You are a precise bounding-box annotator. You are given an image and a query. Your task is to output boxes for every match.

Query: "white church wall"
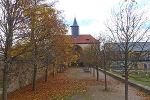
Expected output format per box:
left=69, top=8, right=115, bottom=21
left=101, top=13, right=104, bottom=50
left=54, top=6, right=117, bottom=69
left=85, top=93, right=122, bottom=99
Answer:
left=77, top=44, right=92, bottom=49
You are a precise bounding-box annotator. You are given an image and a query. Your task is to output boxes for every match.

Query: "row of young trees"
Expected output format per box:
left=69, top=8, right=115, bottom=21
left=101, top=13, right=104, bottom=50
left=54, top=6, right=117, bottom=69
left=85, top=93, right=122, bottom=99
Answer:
left=80, top=0, right=150, bottom=100
left=0, top=0, right=77, bottom=100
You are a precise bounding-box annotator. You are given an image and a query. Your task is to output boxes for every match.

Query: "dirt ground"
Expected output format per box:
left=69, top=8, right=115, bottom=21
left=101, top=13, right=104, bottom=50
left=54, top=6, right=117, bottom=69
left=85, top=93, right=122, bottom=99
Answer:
left=3, top=67, right=150, bottom=100
left=66, top=67, right=150, bottom=100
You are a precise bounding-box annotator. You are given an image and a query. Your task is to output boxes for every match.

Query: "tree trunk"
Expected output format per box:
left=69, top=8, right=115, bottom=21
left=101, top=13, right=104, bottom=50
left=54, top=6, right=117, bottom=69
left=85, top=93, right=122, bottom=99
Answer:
left=2, top=65, right=8, bottom=100
left=32, top=64, right=37, bottom=91
left=104, top=70, right=107, bottom=90
left=52, top=67, right=55, bottom=77
left=45, top=68, right=48, bottom=82
left=60, top=66, right=62, bottom=73
left=125, top=44, right=129, bottom=100
left=96, top=66, right=99, bottom=81
left=89, top=65, right=92, bottom=74
left=125, top=68, right=128, bottom=100
left=93, top=67, right=95, bottom=77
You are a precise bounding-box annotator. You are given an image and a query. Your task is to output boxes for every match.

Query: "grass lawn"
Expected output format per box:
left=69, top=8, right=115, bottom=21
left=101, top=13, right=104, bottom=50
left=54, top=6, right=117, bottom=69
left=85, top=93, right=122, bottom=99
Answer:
left=112, top=70, right=150, bottom=87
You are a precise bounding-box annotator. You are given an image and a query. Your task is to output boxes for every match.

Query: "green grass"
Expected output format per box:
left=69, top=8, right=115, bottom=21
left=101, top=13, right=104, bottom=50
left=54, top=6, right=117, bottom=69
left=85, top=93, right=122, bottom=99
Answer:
left=112, top=70, right=150, bottom=87
left=112, top=70, right=122, bottom=76
left=129, top=76, right=150, bottom=87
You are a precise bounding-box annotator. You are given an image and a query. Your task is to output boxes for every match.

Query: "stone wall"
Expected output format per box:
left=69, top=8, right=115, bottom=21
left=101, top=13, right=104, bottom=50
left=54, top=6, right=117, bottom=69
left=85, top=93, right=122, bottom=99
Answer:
left=0, top=61, right=46, bottom=96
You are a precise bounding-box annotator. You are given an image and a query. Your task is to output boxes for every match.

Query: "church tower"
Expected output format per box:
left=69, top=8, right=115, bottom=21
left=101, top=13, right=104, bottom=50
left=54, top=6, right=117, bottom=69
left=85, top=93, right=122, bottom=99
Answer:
left=70, top=17, right=79, bottom=38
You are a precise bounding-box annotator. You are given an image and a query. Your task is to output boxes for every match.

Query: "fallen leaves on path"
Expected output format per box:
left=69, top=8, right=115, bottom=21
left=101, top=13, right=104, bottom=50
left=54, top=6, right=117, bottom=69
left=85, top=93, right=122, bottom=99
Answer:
left=136, top=90, right=150, bottom=100
left=5, top=68, right=101, bottom=100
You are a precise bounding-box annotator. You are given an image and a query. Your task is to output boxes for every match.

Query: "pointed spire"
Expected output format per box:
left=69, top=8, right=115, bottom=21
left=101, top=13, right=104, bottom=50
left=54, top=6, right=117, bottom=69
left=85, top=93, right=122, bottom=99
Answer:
left=70, top=17, right=79, bottom=38
left=72, top=17, right=78, bottom=26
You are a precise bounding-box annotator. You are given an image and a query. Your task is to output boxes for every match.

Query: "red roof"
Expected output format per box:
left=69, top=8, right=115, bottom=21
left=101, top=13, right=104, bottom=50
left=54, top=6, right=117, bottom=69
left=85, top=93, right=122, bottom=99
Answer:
left=70, top=34, right=98, bottom=44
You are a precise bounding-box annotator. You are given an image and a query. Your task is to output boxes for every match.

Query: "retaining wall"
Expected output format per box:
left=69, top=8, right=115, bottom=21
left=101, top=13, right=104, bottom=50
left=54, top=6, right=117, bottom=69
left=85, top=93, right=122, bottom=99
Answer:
left=99, top=68, right=150, bottom=96
left=0, top=61, right=46, bottom=97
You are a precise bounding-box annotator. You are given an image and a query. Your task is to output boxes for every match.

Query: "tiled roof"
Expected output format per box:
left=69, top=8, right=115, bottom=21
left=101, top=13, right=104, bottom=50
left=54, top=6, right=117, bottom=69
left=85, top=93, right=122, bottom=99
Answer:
left=70, top=34, right=98, bottom=44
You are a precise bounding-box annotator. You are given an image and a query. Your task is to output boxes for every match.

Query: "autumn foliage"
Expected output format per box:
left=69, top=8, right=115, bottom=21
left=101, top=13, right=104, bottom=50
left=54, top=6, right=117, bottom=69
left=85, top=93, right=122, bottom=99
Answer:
left=0, top=0, right=77, bottom=100
left=1, top=68, right=100, bottom=100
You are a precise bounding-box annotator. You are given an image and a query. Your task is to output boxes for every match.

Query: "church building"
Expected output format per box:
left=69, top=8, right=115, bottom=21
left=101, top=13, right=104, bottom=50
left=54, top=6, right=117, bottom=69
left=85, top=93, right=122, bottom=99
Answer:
left=67, top=17, right=99, bottom=66
left=70, top=17, right=98, bottom=49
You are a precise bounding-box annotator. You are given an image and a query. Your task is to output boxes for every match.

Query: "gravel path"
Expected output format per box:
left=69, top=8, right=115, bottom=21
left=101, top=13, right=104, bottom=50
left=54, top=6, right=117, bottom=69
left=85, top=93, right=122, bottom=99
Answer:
left=67, top=67, right=150, bottom=100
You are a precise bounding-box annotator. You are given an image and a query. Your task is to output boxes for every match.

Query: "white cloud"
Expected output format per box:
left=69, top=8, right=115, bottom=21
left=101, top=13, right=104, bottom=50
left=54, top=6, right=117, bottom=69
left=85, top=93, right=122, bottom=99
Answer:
left=54, top=0, right=150, bottom=38
left=57, top=0, right=119, bottom=20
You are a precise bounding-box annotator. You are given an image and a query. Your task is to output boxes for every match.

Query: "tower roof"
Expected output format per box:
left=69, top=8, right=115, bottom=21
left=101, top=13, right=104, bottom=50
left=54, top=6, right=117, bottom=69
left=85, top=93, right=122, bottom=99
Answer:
left=71, top=17, right=78, bottom=26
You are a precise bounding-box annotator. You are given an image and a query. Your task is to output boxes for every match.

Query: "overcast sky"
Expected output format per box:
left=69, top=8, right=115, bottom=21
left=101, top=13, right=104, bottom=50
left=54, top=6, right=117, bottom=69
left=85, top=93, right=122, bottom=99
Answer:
left=55, top=0, right=150, bottom=38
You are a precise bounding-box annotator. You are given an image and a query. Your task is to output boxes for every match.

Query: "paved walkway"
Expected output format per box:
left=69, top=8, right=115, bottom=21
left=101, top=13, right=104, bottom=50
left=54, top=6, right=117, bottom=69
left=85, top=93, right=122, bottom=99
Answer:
left=67, top=67, right=150, bottom=100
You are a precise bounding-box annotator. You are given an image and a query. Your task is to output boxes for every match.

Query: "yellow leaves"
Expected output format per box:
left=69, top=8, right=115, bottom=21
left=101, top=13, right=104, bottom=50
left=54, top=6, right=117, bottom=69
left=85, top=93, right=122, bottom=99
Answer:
left=109, top=69, right=112, bottom=72
left=8, top=46, right=24, bottom=57
left=10, top=50, right=18, bottom=57
left=38, top=55, right=45, bottom=59
left=128, top=50, right=134, bottom=56
left=38, top=67, right=47, bottom=75
left=54, top=60, right=59, bottom=66
left=20, top=37, right=30, bottom=44
left=145, top=74, right=148, bottom=76
left=70, top=55, right=78, bottom=63
left=63, top=62, right=68, bottom=66
left=140, top=52, right=146, bottom=57
left=109, top=44, right=113, bottom=49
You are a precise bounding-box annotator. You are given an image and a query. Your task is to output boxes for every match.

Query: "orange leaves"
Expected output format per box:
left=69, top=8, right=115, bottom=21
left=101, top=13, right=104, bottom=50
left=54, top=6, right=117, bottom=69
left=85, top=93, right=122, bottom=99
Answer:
left=5, top=68, right=101, bottom=100
left=51, top=35, right=76, bottom=66
left=8, top=45, right=26, bottom=58
left=136, top=90, right=150, bottom=99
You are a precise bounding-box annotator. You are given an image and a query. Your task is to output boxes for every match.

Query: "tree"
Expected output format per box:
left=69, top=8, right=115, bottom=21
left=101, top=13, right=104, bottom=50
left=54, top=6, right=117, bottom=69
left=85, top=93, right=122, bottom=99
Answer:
left=23, top=0, right=47, bottom=91
left=57, top=36, right=76, bottom=72
left=80, top=47, right=94, bottom=73
left=93, top=34, right=118, bottom=90
left=0, top=0, right=33, bottom=99
left=23, top=0, right=68, bottom=91
left=105, top=1, right=150, bottom=100
left=97, top=35, right=111, bottom=90
left=91, top=42, right=100, bottom=81
left=0, top=0, right=69, bottom=99
left=80, top=41, right=100, bottom=80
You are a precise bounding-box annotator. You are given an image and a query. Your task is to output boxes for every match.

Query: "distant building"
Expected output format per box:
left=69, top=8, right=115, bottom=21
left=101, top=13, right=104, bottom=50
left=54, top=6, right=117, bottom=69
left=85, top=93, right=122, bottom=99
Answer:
left=105, top=42, right=150, bottom=69
left=105, top=42, right=150, bottom=61
left=69, top=17, right=98, bottom=49
left=68, top=17, right=98, bottom=66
